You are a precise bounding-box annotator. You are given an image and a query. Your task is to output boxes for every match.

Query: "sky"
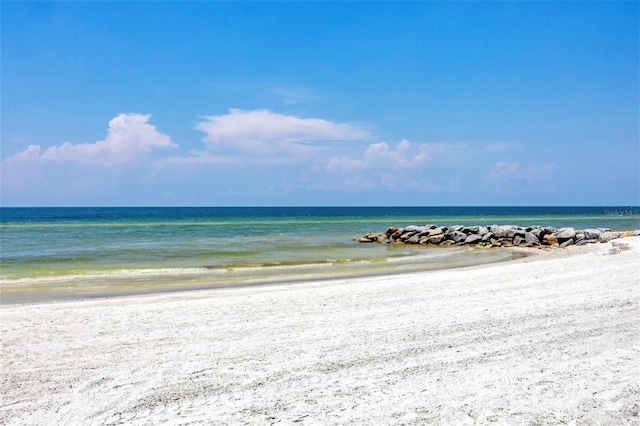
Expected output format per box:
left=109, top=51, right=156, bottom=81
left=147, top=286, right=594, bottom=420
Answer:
left=1, top=1, right=638, bottom=207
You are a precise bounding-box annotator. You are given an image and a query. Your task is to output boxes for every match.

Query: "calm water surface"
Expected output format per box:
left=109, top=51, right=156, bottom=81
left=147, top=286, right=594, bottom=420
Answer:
left=1, top=206, right=638, bottom=303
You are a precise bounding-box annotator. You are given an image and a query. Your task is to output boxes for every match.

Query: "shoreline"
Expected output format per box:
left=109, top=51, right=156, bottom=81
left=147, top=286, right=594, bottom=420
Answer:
left=0, top=245, right=521, bottom=306
left=1, top=237, right=638, bottom=424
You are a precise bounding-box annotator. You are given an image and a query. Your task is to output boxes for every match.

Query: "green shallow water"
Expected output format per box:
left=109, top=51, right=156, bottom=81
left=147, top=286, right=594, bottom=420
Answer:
left=1, top=206, right=638, bottom=304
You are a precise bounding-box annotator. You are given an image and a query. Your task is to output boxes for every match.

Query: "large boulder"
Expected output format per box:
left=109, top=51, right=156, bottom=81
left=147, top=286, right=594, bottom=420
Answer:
left=524, top=231, right=540, bottom=246
left=428, top=227, right=445, bottom=237
left=599, top=231, right=621, bottom=243
left=428, top=234, right=445, bottom=244
left=560, top=239, right=574, bottom=248
left=513, top=235, right=526, bottom=246
left=407, top=234, right=421, bottom=244
left=556, top=228, right=576, bottom=241
left=462, top=226, right=488, bottom=236
left=385, top=227, right=400, bottom=236
left=448, top=230, right=467, bottom=243
left=506, top=227, right=525, bottom=239
left=462, top=226, right=480, bottom=234
left=400, top=231, right=417, bottom=241
left=464, top=234, right=483, bottom=245
left=583, top=229, right=601, bottom=240
left=490, top=225, right=517, bottom=238
left=405, top=225, right=426, bottom=233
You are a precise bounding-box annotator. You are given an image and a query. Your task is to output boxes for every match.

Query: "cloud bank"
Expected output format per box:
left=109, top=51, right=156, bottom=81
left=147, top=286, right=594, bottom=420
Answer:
left=194, top=109, right=369, bottom=158
left=1, top=109, right=561, bottom=205
left=7, top=113, right=175, bottom=166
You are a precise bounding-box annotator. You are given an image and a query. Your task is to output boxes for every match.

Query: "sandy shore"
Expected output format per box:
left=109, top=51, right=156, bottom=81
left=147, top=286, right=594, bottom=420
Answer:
left=1, top=238, right=639, bottom=425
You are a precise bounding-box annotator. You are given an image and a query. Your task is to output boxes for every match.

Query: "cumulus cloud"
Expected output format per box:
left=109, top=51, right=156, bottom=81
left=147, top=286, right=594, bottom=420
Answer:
left=6, top=113, right=175, bottom=166
left=325, top=140, right=429, bottom=173
left=195, top=109, right=369, bottom=158
left=305, top=139, right=462, bottom=192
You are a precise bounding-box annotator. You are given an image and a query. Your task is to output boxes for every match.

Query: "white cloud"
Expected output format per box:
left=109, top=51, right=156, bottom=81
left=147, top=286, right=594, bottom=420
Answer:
left=195, top=109, right=369, bottom=158
left=324, top=139, right=429, bottom=174
left=7, top=113, right=175, bottom=166
left=307, top=139, right=458, bottom=192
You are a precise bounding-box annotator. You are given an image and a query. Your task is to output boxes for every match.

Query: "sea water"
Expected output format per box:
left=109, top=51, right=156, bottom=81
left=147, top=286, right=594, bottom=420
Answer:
left=1, top=206, right=638, bottom=303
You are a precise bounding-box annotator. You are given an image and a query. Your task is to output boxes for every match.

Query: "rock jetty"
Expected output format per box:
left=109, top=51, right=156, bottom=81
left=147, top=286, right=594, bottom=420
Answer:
left=359, top=224, right=640, bottom=248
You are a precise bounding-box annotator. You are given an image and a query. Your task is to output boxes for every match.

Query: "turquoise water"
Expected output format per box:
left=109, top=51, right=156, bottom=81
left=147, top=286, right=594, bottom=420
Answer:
left=1, top=206, right=638, bottom=303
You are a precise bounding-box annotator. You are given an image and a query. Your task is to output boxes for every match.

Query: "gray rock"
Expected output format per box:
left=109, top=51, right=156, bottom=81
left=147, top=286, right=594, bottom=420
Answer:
left=428, top=227, right=444, bottom=237
left=598, top=231, right=621, bottom=243
left=407, top=234, right=421, bottom=244
left=556, top=228, right=576, bottom=240
left=428, top=234, right=445, bottom=244
left=530, top=228, right=543, bottom=239
left=400, top=231, right=416, bottom=241
left=449, top=230, right=467, bottom=243
left=575, top=239, right=588, bottom=246
left=481, top=232, right=494, bottom=242
left=559, top=239, right=574, bottom=248
left=464, top=234, right=483, bottom=244
left=582, top=229, right=601, bottom=240
left=634, top=230, right=640, bottom=236
left=524, top=232, right=540, bottom=246
left=513, top=235, right=525, bottom=246
left=507, top=227, right=525, bottom=239
left=489, top=225, right=512, bottom=238
left=462, top=226, right=480, bottom=234
left=405, top=225, right=425, bottom=233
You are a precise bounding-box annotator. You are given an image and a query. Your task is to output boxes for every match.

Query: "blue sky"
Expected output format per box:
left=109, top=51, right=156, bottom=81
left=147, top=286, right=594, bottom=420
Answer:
left=2, top=1, right=638, bottom=206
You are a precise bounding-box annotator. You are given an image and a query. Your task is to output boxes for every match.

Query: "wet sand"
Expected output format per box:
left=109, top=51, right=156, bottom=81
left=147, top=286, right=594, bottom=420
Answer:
left=1, top=238, right=639, bottom=425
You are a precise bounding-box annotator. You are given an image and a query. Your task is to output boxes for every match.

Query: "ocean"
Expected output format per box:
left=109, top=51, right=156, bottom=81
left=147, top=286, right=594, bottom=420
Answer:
left=1, top=206, right=638, bottom=304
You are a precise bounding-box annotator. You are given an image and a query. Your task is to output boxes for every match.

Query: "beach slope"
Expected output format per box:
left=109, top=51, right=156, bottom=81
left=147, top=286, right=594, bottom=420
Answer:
left=1, top=238, right=639, bottom=425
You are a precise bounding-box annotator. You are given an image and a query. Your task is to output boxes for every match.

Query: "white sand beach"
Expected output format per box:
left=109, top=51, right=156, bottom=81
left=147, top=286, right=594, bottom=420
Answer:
left=1, top=238, right=639, bottom=425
